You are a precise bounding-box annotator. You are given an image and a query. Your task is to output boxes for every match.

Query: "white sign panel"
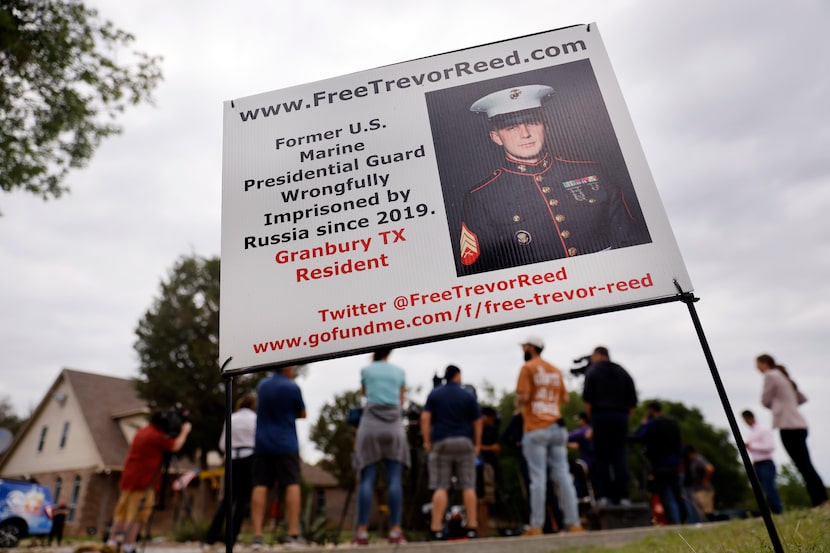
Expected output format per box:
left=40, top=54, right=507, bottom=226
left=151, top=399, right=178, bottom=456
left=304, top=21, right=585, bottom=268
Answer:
left=220, top=23, right=692, bottom=372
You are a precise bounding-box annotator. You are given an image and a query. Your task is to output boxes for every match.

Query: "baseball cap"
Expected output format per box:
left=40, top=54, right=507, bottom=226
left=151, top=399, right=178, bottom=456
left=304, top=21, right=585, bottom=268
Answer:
left=521, top=336, right=545, bottom=349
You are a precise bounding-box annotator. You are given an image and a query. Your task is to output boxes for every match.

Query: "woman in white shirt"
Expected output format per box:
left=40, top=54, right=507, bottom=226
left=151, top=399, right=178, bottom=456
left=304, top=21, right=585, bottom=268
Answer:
left=204, top=393, right=257, bottom=547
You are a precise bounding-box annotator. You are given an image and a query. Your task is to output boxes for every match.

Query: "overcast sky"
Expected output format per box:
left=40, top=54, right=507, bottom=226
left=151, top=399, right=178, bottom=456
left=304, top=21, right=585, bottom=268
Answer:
left=2, top=0, right=829, bottom=485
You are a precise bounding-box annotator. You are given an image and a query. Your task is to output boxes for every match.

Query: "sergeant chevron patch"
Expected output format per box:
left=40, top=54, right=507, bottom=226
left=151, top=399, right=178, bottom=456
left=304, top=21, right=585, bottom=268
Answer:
left=460, top=222, right=480, bottom=265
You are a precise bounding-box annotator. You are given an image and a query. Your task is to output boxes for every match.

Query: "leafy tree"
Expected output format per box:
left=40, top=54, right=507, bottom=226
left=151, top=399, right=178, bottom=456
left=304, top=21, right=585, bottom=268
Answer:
left=0, top=0, right=162, bottom=206
left=133, top=254, right=261, bottom=468
left=494, top=389, right=749, bottom=510
left=776, top=463, right=812, bottom=510
left=0, top=395, right=26, bottom=435
left=475, top=379, right=499, bottom=407
left=308, top=389, right=364, bottom=535
left=629, top=399, right=750, bottom=509
left=309, top=389, right=361, bottom=490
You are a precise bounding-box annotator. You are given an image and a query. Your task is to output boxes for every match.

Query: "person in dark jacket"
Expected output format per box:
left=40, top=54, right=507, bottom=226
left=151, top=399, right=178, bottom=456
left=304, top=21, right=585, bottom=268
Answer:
left=48, top=502, right=69, bottom=546
left=633, top=401, right=687, bottom=524
left=582, top=346, right=637, bottom=506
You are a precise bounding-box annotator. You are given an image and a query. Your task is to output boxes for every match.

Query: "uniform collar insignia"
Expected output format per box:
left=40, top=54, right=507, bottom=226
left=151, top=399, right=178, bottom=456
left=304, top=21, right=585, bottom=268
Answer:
left=503, top=152, right=552, bottom=176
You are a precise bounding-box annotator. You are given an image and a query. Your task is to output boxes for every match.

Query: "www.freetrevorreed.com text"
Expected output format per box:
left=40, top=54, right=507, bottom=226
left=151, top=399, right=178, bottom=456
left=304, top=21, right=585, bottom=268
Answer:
left=236, top=39, right=588, bottom=122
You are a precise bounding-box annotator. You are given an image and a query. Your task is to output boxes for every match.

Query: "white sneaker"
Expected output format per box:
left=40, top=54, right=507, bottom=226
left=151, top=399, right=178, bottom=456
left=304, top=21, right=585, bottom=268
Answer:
left=283, top=536, right=308, bottom=549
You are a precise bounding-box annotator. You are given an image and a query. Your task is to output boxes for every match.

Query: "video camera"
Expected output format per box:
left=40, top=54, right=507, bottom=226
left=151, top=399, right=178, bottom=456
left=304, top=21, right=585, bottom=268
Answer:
left=570, top=355, right=592, bottom=377
left=154, top=403, right=191, bottom=438
left=431, top=372, right=478, bottom=398
left=151, top=403, right=191, bottom=511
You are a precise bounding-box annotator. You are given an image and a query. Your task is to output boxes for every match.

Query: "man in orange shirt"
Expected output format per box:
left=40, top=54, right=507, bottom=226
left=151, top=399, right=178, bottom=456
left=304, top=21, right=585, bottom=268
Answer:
left=515, top=336, right=583, bottom=536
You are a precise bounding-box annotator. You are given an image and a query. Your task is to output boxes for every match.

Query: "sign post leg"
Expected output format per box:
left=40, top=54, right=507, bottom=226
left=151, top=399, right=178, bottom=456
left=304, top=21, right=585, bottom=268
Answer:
left=221, top=359, right=234, bottom=553
left=676, top=283, right=783, bottom=553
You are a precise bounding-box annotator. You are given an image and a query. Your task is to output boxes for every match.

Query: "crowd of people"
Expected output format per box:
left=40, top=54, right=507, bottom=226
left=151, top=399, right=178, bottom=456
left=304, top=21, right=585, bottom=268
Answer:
left=104, top=346, right=827, bottom=549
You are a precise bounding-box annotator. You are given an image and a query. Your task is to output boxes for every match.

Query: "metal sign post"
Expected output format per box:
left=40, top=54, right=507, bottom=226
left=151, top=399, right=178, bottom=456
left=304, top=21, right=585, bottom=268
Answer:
left=676, top=282, right=783, bottom=553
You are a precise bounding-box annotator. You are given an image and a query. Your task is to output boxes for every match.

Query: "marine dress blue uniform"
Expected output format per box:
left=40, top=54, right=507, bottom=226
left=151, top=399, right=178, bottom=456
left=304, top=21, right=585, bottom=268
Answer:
left=458, top=84, right=650, bottom=275
left=460, top=151, right=640, bottom=273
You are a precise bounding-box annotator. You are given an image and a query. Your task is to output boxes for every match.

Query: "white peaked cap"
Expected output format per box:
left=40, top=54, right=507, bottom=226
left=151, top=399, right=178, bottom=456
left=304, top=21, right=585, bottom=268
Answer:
left=470, top=85, right=555, bottom=118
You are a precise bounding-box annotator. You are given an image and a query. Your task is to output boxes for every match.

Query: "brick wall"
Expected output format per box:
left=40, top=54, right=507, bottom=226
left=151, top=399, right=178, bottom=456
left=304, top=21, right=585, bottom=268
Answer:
left=24, top=469, right=221, bottom=541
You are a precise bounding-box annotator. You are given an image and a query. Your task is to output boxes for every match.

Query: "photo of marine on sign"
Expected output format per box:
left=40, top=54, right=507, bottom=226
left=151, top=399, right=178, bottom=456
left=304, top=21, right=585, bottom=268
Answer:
left=427, top=67, right=652, bottom=276
left=220, top=23, right=691, bottom=373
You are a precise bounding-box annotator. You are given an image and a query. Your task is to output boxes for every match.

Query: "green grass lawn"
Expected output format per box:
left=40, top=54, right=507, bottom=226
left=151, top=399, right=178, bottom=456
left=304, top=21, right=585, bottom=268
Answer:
left=556, top=509, right=829, bottom=553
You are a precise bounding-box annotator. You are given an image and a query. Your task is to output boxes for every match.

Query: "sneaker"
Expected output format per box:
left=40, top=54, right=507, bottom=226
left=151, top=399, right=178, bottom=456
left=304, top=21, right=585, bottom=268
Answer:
left=428, top=530, right=445, bottom=541
left=388, top=530, right=407, bottom=544
left=568, top=525, right=585, bottom=533
left=521, top=526, right=543, bottom=537
left=250, top=536, right=264, bottom=551
left=463, top=527, right=478, bottom=539
left=595, top=497, right=609, bottom=508
left=351, top=531, right=369, bottom=546
left=284, top=535, right=307, bottom=549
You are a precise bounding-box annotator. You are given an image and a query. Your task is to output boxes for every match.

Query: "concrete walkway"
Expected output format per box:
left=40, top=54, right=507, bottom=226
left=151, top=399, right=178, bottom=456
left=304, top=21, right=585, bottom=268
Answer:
left=24, top=525, right=694, bottom=553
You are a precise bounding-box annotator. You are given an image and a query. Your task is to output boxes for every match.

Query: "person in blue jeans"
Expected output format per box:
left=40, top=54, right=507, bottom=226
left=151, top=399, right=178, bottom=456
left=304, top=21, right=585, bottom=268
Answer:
left=515, top=336, right=583, bottom=536
left=352, top=349, right=409, bottom=545
left=741, top=410, right=783, bottom=514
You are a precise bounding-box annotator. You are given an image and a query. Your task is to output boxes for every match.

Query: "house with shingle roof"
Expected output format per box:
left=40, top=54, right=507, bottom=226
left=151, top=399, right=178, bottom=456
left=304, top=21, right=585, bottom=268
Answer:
left=0, top=368, right=351, bottom=540
left=0, top=368, right=193, bottom=539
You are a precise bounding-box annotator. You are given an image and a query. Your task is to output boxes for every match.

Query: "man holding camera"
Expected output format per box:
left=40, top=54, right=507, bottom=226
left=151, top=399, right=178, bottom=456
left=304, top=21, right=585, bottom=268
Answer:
left=582, top=346, right=637, bottom=507
left=108, top=410, right=192, bottom=553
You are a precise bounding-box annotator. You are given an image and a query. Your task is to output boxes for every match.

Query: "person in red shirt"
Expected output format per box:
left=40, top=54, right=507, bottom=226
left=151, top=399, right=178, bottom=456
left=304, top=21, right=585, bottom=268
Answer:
left=107, top=410, right=191, bottom=553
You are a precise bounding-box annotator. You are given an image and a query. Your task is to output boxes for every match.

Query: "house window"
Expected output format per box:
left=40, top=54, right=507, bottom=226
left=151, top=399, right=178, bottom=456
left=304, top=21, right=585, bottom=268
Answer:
left=315, top=488, right=326, bottom=515
left=68, top=476, right=81, bottom=521
left=54, top=476, right=63, bottom=503
left=37, top=425, right=48, bottom=452
left=59, top=421, right=70, bottom=449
